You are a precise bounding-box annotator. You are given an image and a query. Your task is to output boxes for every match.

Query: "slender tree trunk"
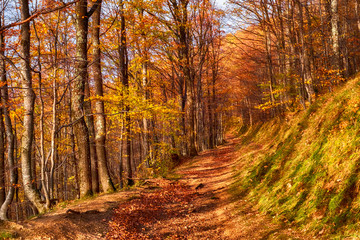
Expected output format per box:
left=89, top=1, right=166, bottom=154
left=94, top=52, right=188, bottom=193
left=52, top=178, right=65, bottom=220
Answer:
left=297, top=0, right=309, bottom=107
left=119, top=120, right=125, bottom=189
left=19, top=0, right=46, bottom=213
left=92, top=0, right=115, bottom=193
left=355, top=0, right=360, bottom=34
left=212, top=60, right=218, bottom=146
left=84, top=69, right=99, bottom=194
left=50, top=61, right=58, bottom=199
left=277, top=0, right=289, bottom=109
left=320, top=0, right=331, bottom=75
left=119, top=0, right=133, bottom=186
left=138, top=8, right=150, bottom=168
left=265, top=24, right=276, bottom=105
left=48, top=12, right=61, bottom=200
left=330, top=0, right=341, bottom=72
left=69, top=93, right=80, bottom=198
left=304, top=2, right=315, bottom=102
left=207, top=74, right=214, bottom=149
left=188, top=84, right=197, bottom=156
left=262, top=0, right=276, bottom=107
left=0, top=5, right=4, bottom=210
left=141, top=60, right=150, bottom=168
left=33, top=22, right=51, bottom=208
left=0, top=87, right=4, bottom=207
left=0, top=20, right=16, bottom=219
left=341, top=0, right=350, bottom=76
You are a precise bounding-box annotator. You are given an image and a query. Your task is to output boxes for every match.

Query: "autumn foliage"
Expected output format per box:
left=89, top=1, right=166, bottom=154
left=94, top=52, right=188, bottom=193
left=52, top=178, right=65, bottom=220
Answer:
left=107, top=182, right=195, bottom=240
left=0, top=0, right=227, bottom=220
left=225, top=0, right=360, bottom=124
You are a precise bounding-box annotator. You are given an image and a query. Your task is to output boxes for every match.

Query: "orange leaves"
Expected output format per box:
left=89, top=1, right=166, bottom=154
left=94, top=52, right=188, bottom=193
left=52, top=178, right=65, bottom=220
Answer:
left=106, top=182, right=195, bottom=240
left=315, top=68, right=345, bottom=88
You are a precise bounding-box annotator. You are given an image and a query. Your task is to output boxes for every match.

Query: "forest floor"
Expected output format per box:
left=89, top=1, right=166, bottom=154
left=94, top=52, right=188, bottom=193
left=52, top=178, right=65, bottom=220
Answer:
left=3, top=136, right=312, bottom=239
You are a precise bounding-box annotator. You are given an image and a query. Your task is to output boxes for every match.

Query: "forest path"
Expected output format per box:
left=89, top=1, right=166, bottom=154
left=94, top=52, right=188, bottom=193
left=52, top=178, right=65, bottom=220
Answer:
left=6, top=136, right=308, bottom=239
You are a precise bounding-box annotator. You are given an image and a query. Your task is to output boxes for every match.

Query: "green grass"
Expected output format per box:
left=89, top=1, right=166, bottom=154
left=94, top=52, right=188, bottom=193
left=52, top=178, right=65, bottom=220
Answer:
left=0, top=231, right=17, bottom=239
left=231, top=75, right=360, bottom=238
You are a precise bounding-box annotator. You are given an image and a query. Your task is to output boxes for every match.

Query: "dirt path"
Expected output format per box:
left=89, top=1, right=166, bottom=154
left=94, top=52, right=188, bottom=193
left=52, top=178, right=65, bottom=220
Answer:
left=5, top=136, right=309, bottom=239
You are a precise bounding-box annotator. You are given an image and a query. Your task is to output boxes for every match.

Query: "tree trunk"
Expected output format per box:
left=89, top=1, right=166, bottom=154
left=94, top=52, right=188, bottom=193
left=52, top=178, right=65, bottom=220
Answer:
left=119, top=0, right=133, bottom=186
left=207, top=74, right=214, bottom=149
left=0, top=84, right=4, bottom=207
left=69, top=94, right=80, bottom=198
left=297, top=0, right=309, bottom=107
left=92, top=0, right=115, bottom=193
left=33, top=22, right=51, bottom=208
left=84, top=68, right=99, bottom=194
left=19, top=0, right=46, bottom=213
left=0, top=20, right=17, bottom=220
left=330, top=0, right=341, bottom=72
left=141, top=61, right=150, bottom=168
left=72, top=0, right=92, bottom=197
left=119, top=120, right=124, bottom=189
left=262, top=0, right=276, bottom=107
left=49, top=61, right=58, bottom=199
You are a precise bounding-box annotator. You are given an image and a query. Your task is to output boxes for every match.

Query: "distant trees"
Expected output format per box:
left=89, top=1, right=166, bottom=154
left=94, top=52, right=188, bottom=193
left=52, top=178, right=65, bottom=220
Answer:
left=0, top=0, right=226, bottom=219
left=227, top=0, right=360, bottom=123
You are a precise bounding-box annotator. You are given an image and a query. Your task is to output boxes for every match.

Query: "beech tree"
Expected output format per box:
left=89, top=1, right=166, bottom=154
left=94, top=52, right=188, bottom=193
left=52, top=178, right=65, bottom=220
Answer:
left=20, top=0, right=46, bottom=213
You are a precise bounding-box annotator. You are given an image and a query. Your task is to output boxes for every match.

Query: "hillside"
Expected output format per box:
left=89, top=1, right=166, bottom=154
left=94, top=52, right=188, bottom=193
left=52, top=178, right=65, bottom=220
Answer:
left=231, top=76, right=360, bottom=238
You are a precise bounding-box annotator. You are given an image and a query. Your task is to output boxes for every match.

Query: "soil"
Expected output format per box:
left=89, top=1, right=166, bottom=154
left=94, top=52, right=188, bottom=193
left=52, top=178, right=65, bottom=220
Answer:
left=3, top=136, right=313, bottom=239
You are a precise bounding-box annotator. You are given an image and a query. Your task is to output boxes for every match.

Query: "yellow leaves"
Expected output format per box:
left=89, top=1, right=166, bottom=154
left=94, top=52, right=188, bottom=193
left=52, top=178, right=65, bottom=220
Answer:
left=67, top=176, right=76, bottom=185
left=315, top=68, right=346, bottom=88
left=10, top=106, right=24, bottom=120
left=255, top=100, right=284, bottom=111
left=92, top=82, right=181, bottom=138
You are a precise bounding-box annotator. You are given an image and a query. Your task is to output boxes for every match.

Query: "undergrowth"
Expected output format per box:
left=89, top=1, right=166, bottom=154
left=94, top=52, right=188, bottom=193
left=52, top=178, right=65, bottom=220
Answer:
left=231, top=76, right=360, bottom=238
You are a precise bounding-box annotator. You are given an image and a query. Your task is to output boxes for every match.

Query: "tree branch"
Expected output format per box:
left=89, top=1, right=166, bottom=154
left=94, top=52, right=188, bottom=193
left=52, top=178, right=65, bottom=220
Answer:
left=87, top=0, right=102, bottom=18
left=0, top=0, right=78, bottom=33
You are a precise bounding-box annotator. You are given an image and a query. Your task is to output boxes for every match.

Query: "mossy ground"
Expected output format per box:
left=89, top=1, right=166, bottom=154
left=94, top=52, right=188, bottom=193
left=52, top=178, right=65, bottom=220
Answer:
left=231, top=76, right=360, bottom=238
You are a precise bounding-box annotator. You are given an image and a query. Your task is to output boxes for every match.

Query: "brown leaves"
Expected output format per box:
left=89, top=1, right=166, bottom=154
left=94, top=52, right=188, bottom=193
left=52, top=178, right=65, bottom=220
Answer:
left=106, top=182, right=195, bottom=240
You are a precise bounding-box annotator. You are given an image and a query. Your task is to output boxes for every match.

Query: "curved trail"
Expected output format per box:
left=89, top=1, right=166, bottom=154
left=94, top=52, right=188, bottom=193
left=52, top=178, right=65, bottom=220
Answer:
left=169, top=136, right=307, bottom=239
left=7, top=136, right=308, bottom=239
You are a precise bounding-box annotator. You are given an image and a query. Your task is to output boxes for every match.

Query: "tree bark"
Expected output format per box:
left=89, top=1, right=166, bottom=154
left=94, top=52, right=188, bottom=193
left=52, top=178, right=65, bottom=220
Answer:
left=19, top=0, right=46, bottom=213
left=0, top=83, right=4, bottom=207
left=141, top=61, right=150, bottom=167
left=84, top=67, right=99, bottom=194
left=33, top=23, right=51, bottom=208
left=0, top=18, right=17, bottom=220
left=72, top=0, right=92, bottom=197
left=119, top=0, right=133, bottom=186
left=330, top=0, right=341, bottom=71
left=297, top=0, right=309, bottom=107
left=92, top=0, right=115, bottom=193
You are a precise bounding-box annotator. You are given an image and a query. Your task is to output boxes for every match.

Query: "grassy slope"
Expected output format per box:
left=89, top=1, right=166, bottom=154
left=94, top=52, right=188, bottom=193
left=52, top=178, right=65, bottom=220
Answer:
left=231, top=76, right=360, bottom=239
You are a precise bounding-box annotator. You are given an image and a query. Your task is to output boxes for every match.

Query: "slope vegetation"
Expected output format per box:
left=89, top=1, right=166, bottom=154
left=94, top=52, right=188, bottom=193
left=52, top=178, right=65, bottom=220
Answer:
left=231, top=76, right=360, bottom=238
